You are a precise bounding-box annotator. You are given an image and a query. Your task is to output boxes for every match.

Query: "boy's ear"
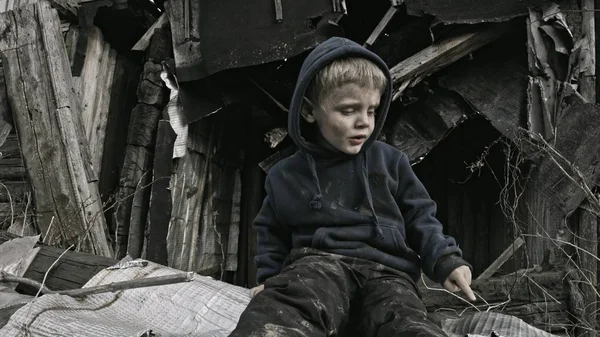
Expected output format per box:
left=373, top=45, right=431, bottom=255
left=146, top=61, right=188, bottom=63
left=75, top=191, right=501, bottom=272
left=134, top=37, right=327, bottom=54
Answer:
left=301, top=97, right=316, bottom=123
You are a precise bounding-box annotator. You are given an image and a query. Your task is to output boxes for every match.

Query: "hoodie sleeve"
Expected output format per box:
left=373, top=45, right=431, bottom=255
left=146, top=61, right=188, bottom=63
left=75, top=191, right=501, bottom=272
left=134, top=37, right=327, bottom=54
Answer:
left=254, top=177, right=292, bottom=284
left=394, top=153, right=471, bottom=283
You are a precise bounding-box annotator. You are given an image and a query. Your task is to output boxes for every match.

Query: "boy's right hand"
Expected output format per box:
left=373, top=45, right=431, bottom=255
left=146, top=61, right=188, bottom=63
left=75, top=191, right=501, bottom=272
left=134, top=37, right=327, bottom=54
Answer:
left=443, top=265, right=476, bottom=301
left=250, top=284, right=265, bottom=298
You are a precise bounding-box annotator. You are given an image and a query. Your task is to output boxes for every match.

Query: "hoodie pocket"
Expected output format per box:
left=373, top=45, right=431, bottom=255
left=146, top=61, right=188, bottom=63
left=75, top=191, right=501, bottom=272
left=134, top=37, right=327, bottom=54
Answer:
left=311, top=225, right=420, bottom=264
left=387, top=225, right=420, bottom=264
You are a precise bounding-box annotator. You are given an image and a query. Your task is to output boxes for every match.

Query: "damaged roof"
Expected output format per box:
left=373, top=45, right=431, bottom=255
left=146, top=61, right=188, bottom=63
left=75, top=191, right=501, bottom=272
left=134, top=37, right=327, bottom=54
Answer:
left=405, top=0, right=548, bottom=24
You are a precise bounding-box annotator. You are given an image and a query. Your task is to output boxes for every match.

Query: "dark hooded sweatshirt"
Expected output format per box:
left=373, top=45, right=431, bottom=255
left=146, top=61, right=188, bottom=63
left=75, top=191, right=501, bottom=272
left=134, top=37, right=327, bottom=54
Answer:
left=254, top=37, right=470, bottom=285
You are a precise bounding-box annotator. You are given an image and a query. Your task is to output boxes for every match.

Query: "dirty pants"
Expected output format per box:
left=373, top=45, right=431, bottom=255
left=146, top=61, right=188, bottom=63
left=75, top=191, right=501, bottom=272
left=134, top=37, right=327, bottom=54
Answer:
left=229, top=248, right=447, bottom=337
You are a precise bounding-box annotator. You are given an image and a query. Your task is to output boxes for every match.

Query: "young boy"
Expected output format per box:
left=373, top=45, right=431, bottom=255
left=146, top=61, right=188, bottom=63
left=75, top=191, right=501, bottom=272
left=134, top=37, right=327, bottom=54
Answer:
left=229, top=37, right=475, bottom=337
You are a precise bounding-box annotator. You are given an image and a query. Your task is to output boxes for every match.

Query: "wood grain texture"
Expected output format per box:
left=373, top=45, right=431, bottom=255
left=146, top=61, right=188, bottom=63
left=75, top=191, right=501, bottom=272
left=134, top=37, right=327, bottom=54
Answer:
left=0, top=2, right=111, bottom=256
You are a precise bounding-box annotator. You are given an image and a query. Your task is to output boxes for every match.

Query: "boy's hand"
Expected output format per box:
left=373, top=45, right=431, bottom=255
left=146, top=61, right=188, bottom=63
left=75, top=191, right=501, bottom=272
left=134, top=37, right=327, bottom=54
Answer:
left=443, top=265, right=476, bottom=301
left=250, top=284, right=265, bottom=298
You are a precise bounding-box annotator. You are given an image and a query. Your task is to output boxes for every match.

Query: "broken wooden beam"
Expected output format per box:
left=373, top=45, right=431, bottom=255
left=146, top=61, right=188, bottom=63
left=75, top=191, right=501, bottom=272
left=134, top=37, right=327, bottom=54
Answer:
left=476, top=237, right=524, bottom=280
left=363, top=5, right=398, bottom=47
left=390, top=23, right=511, bottom=100
left=0, top=231, right=117, bottom=294
left=0, top=2, right=112, bottom=256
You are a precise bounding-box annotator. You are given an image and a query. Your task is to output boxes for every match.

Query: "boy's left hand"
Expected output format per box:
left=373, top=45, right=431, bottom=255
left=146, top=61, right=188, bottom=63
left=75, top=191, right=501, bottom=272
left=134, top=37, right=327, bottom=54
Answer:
left=443, top=265, right=476, bottom=301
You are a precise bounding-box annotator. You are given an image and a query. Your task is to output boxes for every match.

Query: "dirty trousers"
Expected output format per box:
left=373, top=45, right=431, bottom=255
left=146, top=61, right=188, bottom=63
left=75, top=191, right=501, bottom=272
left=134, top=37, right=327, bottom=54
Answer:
left=229, top=248, right=447, bottom=337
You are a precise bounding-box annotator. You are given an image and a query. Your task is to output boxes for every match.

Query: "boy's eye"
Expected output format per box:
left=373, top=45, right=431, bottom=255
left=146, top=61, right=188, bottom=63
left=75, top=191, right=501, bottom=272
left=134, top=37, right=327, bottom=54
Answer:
left=341, top=109, right=355, bottom=115
left=368, top=110, right=376, bottom=116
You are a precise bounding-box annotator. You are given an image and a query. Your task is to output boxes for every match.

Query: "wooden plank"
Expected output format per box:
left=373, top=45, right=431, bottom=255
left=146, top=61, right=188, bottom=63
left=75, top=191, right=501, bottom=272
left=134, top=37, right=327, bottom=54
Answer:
left=363, top=5, right=398, bottom=47
left=98, top=55, right=140, bottom=237
left=0, top=231, right=117, bottom=294
left=131, top=13, right=168, bottom=51
left=580, top=0, right=596, bottom=102
left=166, top=121, right=212, bottom=271
left=273, top=0, right=282, bottom=23
left=0, top=2, right=111, bottom=256
left=73, top=26, right=104, bottom=173
left=64, top=24, right=79, bottom=67
left=126, top=160, right=152, bottom=259
left=114, top=143, right=152, bottom=258
left=225, top=169, right=241, bottom=271
left=113, top=105, right=160, bottom=258
left=477, top=237, right=525, bottom=280
left=90, top=45, right=117, bottom=174
left=390, top=23, right=510, bottom=100
left=576, top=202, right=598, bottom=336
left=144, top=120, right=175, bottom=265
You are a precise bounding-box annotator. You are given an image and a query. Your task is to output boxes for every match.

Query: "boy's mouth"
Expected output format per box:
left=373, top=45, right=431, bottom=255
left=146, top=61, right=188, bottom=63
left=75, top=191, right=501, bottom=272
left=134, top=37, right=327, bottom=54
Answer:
left=348, top=135, right=367, bottom=145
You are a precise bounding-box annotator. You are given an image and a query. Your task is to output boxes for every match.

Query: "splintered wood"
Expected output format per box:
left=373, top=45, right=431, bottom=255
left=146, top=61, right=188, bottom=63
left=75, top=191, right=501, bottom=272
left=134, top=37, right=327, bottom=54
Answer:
left=0, top=2, right=112, bottom=256
left=390, top=24, right=510, bottom=100
left=72, top=26, right=118, bottom=176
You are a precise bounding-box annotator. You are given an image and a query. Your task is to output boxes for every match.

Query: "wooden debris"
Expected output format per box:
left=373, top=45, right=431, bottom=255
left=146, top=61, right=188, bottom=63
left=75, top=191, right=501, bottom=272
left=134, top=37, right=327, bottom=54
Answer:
left=114, top=104, right=160, bottom=258
left=579, top=0, right=595, bottom=103
left=526, top=4, right=573, bottom=139
left=258, top=146, right=295, bottom=174
left=387, top=89, right=466, bottom=162
left=0, top=231, right=117, bottom=293
left=131, top=13, right=168, bottom=51
left=575, top=202, right=598, bottom=335
left=143, top=120, right=175, bottom=265
left=1, top=270, right=194, bottom=297
left=0, top=2, right=111, bottom=256
left=422, top=271, right=571, bottom=332
left=518, top=92, right=600, bottom=265
left=273, top=0, right=282, bottom=23
left=390, top=23, right=511, bottom=100
left=476, top=237, right=524, bottom=280
left=73, top=26, right=118, bottom=175
left=225, top=170, right=241, bottom=272
left=363, top=5, right=398, bottom=47
left=114, top=28, right=170, bottom=259
left=167, top=120, right=213, bottom=271
left=71, top=0, right=112, bottom=76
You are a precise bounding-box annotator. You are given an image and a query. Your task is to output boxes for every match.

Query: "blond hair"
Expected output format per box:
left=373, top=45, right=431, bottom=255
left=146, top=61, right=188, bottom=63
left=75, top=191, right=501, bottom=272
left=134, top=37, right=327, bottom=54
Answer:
left=307, top=57, right=387, bottom=105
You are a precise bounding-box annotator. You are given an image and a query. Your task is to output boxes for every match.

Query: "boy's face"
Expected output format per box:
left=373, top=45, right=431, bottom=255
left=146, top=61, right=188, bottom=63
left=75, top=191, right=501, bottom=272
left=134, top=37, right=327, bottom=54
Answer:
left=303, top=83, right=380, bottom=155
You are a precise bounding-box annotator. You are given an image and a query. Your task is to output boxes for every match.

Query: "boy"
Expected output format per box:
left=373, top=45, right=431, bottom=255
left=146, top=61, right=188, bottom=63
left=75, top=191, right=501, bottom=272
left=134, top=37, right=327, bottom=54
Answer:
left=229, top=37, right=475, bottom=337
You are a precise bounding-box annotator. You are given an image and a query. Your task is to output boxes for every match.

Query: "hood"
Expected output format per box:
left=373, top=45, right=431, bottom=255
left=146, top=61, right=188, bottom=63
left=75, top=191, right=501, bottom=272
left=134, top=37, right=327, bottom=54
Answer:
left=288, top=37, right=393, bottom=156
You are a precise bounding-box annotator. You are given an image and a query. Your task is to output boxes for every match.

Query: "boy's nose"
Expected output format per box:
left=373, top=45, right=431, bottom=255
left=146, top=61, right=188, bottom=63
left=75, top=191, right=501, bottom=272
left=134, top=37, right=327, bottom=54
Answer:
left=355, top=111, right=370, bottom=128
